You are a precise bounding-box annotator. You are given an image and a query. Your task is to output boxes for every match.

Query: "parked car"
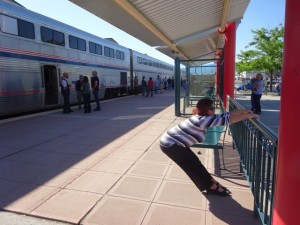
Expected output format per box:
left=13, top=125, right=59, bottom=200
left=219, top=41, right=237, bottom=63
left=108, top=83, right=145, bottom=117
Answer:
left=235, top=82, right=252, bottom=91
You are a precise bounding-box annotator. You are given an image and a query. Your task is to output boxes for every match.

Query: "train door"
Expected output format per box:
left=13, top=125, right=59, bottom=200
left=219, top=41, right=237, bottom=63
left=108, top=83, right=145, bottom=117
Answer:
left=42, top=65, right=59, bottom=106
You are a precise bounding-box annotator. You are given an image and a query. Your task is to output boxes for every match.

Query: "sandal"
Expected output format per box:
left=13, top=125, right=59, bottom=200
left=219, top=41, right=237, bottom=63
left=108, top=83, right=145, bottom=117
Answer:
left=206, top=183, right=231, bottom=196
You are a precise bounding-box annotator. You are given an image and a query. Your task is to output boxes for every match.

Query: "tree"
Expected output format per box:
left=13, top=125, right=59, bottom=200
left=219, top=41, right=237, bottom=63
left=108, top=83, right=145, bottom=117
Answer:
left=236, top=25, right=284, bottom=91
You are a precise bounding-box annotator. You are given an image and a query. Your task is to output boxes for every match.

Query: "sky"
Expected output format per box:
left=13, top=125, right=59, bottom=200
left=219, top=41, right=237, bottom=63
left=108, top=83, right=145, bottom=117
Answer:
left=14, top=0, right=285, bottom=65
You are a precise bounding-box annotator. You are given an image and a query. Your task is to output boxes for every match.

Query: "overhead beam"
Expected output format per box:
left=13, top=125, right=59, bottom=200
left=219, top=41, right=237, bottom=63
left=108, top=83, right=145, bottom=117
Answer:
left=174, top=26, right=218, bottom=46
left=113, top=0, right=189, bottom=60
left=217, top=0, right=232, bottom=50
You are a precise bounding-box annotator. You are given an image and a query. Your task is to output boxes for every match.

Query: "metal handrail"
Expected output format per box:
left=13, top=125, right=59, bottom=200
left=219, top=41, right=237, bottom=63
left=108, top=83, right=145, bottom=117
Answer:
left=227, top=96, right=278, bottom=225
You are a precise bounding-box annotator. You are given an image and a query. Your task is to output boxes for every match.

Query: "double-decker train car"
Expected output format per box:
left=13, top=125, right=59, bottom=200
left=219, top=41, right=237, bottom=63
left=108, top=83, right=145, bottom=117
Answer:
left=0, top=0, right=175, bottom=117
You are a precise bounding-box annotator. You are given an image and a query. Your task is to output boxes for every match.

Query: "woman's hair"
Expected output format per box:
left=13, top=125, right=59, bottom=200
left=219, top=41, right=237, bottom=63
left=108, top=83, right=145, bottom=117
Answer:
left=256, top=73, right=263, bottom=79
left=83, top=76, right=88, bottom=82
left=192, top=98, right=214, bottom=116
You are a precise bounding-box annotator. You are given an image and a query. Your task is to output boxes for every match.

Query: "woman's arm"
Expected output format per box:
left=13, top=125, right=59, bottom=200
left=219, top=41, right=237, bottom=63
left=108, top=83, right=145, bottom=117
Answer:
left=230, top=109, right=259, bottom=123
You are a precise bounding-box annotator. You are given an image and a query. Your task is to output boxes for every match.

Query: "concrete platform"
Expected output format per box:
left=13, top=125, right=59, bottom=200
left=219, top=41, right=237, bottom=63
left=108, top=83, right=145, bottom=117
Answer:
left=0, top=91, right=261, bottom=225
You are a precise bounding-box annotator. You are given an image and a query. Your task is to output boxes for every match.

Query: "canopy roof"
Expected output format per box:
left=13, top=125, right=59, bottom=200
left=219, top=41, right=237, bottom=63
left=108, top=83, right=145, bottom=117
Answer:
left=69, top=0, right=250, bottom=65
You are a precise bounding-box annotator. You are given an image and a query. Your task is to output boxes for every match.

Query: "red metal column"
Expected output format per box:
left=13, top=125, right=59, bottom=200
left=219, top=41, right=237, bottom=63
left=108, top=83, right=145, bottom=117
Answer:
left=223, top=22, right=236, bottom=107
left=216, top=59, right=221, bottom=97
left=273, top=1, right=300, bottom=224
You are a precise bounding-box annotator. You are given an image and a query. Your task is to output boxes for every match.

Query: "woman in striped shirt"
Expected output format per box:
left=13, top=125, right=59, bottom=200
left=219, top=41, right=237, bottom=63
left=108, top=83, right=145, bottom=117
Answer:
left=160, top=98, right=259, bottom=196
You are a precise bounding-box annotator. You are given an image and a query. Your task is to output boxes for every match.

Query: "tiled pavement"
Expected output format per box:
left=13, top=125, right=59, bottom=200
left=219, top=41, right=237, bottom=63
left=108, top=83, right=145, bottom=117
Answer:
left=0, top=91, right=261, bottom=225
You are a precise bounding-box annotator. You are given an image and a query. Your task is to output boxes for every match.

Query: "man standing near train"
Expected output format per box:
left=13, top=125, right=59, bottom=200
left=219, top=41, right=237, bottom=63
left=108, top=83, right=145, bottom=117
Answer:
left=61, top=72, right=73, bottom=114
left=91, top=71, right=101, bottom=111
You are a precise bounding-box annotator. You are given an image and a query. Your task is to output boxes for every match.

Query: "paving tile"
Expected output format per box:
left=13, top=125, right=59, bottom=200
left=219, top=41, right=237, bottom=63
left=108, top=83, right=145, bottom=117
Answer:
left=28, top=142, right=65, bottom=152
left=82, top=196, right=149, bottom=225
left=30, top=152, right=72, bottom=166
left=0, top=183, right=60, bottom=213
left=164, top=164, right=192, bottom=182
left=120, top=140, right=153, bottom=150
left=0, top=179, right=23, bottom=196
left=205, top=211, right=261, bottom=225
left=139, top=151, right=172, bottom=164
left=210, top=175, right=249, bottom=190
left=130, top=134, right=160, bottom=142
left=154, top=180, right=207, bottom=210
left=4, top=150, right=46, bottom=163
left=66, top=171, right=122, bottom=194
left=126, top=161, right=169, bottom=179
left=205, top=188, right=256, bottom=217
left=107, top=149, right=144, bottom=160
left=90, top=158, right=134, bottom=174
left=142, top=203, right=205, bottom=225
left=31, top=189, right=102, bottom=224
left=0, top=160, right=22, bottom=173
left=31, top=167, right=85, bottom=188
left=0, top=162, right=51, bottom=182
left=60, top=155, right=104, bottom=170
left=108, top=175, right=161, bottom=201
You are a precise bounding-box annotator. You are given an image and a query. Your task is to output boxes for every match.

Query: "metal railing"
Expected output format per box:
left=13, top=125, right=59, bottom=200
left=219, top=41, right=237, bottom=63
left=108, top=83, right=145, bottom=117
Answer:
left=227, top=96, right=278, bottom=225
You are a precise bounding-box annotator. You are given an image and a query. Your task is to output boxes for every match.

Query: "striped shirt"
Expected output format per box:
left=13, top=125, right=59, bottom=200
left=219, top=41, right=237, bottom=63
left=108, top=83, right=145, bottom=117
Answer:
left=160, top=112, right=231, bottom=148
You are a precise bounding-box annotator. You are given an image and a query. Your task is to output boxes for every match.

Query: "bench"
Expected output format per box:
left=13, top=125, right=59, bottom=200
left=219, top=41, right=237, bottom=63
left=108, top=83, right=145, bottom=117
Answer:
left=191, top=125, right=228, bottom=169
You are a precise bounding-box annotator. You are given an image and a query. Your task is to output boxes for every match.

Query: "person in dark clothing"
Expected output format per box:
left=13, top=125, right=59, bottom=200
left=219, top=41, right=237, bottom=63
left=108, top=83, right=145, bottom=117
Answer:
left=61, top=72, right=73, bottom=114
left=81, top=76, right=91, bottom=113
left=141, top=76, right=147, bottom=97
left=133, top=76, right=139, bottom=95
left=75, top=75, right=83, bottom=109
left=160, top=98, right=259, bottom=196
left=91, top=71, right=101, bottom=111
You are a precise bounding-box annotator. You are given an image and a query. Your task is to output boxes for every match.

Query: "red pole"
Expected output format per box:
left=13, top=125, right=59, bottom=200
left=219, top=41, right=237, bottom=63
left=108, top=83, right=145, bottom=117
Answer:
left=223, top=22, right=236, bottom=107
left=272, top=1, right=300, bottom=224
left=216, top=59, right=220, bottom=97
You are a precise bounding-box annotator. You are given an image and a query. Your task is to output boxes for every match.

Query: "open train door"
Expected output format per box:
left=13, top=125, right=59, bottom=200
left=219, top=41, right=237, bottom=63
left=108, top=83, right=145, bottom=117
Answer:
left=41, top=65, right=59, bottom=106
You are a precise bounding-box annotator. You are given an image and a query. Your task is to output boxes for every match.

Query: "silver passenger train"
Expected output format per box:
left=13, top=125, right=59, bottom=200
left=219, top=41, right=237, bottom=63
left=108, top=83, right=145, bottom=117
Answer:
left=0, top=0, right=175, bottom=117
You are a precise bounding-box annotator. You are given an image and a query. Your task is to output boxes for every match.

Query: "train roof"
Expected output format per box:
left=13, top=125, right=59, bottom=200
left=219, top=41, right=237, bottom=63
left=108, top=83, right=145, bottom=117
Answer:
left=0, top=0, right=129, bottom=51
left=0, top=0, right=173, bottom=67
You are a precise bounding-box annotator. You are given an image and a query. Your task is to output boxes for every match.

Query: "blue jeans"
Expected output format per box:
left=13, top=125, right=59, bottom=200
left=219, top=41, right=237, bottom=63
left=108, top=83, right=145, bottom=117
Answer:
left=93, top=89, right=100, bottom=109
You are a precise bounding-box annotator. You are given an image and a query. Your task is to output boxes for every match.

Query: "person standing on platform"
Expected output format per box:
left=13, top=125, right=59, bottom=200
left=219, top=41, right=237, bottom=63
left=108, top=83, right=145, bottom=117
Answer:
left=154, top=76, right=159, bottom=94
left=81, top=76, right=91, bottom=113
left=75, top=75, right=83, bottom=109
left=250, top=76, right=256, bottom=111
left=160, top=98, right=259, bottom=196
left=61, top=72, right=73, bottom=114
left=146, top=77, right=154, bottom=97
left=133, top=75, right=139, bottom=95
left=141, top=76, right=147, bottom=97
left=251, top=73, right=264, bottom=114
left=159, top=76, right=164, bottom=93
left=91, top=71, right=101, bottom=111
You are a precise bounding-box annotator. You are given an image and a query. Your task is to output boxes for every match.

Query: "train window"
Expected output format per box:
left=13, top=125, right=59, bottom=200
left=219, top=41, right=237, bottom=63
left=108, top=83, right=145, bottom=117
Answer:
left=54, top=31, right=65, bottom=46
left=41, top=26, right=65, bottom=46
left=143, top=58, right=147, bottom=65
left=116, top=50, right=124, bottom=60
left=89, top=42, right=96, bottom=53
left=78, top=38, right=86, bottom=51
left=1, top=15, right=34, bottom=39
left=89, top=42, right=102, bottom=55
left=137, top=57, right=142, bottom=64
left=110, top=48, right=115, bottom=58
left=69, top=35, right=86, bottom=51
left=95, top=44, right=102, bottom=55
left=17, top=19, right=34, bottom=39
left=148, top=60, right=152, bottom=66
left=104, top=46, right=115, bottom=58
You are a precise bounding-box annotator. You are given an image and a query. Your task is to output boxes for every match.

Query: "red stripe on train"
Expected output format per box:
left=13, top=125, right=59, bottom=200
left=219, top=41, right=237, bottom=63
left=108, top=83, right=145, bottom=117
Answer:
left=0, top=90, right=42, bottom=95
